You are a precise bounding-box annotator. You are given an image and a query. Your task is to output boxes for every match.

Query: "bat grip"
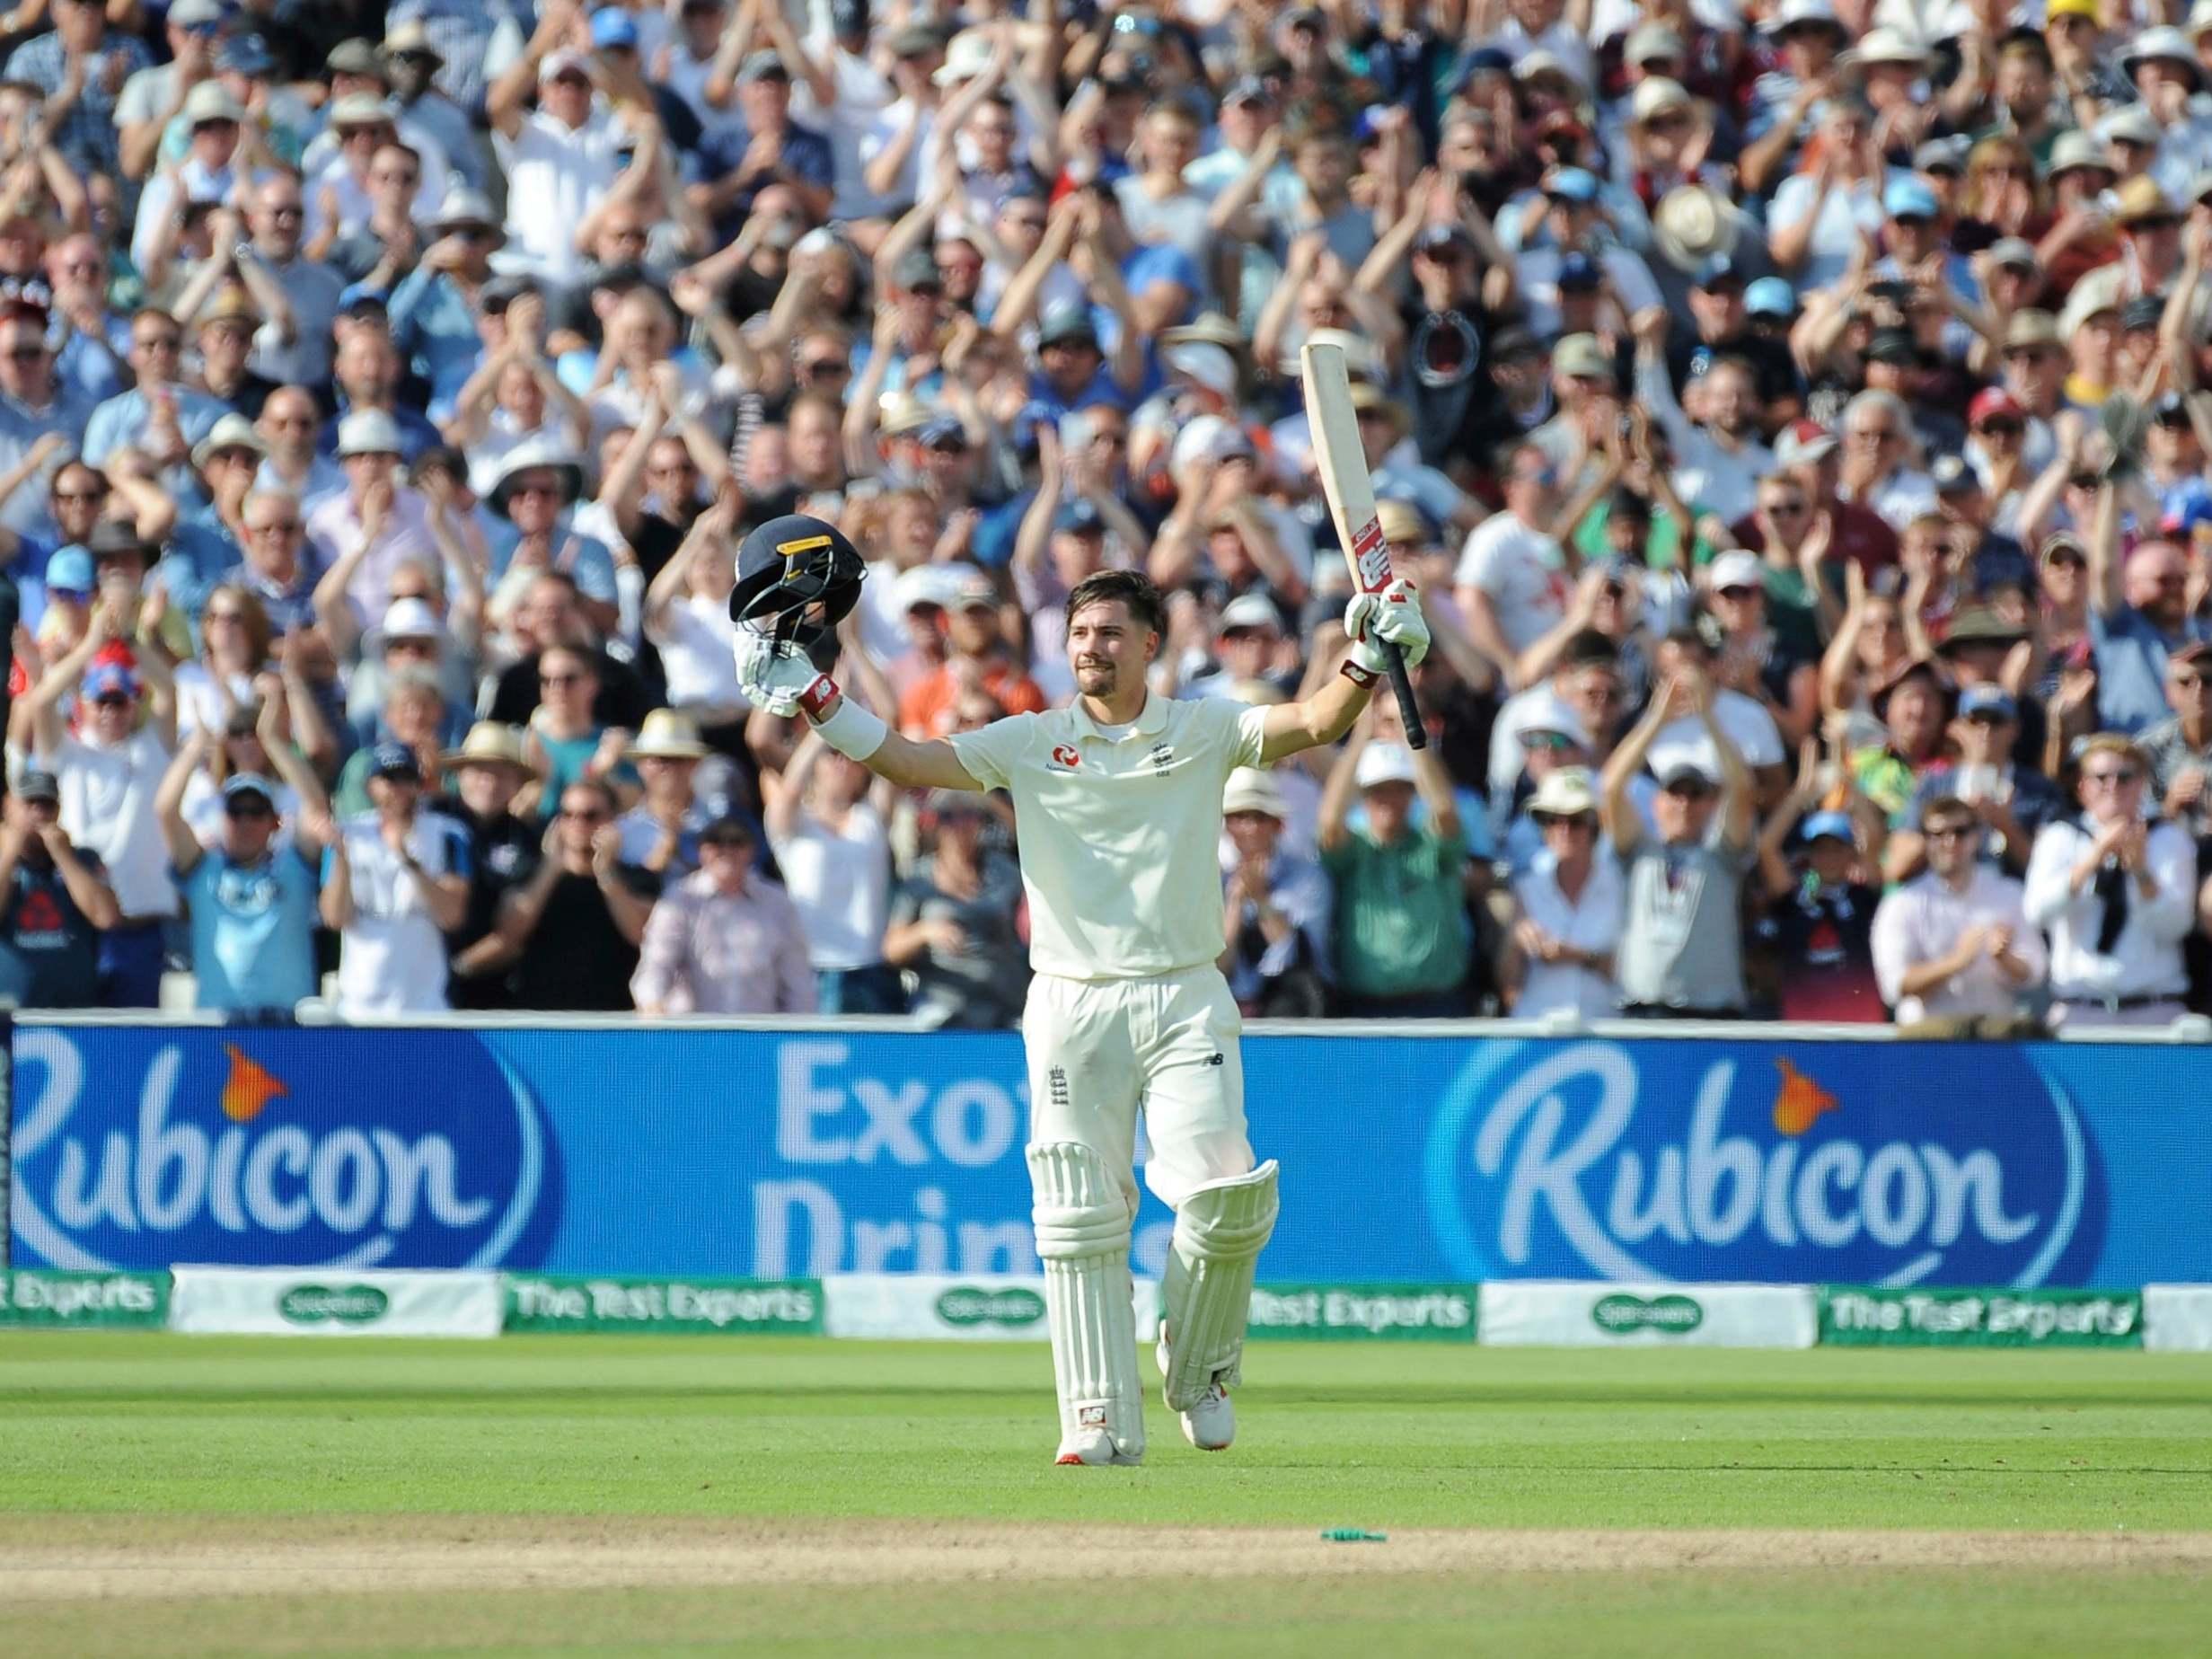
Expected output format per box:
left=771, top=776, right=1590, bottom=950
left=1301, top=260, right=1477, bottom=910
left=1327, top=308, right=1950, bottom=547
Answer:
left=1378, top=639, right=1426, bottom=751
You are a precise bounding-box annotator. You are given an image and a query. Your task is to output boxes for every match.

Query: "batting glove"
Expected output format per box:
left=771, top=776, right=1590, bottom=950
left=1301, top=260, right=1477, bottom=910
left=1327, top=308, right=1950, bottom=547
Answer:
left=1344, top=578, right=1431, bottom=673
left=733, top=630, right=831, bottom=719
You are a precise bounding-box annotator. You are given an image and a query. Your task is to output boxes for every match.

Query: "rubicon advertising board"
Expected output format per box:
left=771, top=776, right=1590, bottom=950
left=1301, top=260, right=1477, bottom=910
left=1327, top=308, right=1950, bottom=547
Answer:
left=11, top=1025, right=2210, bottom=1288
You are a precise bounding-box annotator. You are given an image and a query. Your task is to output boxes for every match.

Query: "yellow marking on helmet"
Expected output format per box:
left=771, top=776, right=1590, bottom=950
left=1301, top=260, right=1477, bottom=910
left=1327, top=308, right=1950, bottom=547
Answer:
left=777, top=532, right=833, bottom=579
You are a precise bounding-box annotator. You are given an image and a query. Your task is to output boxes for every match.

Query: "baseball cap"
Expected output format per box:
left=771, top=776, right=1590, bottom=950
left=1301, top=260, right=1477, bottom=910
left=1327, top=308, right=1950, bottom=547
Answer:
left=590, top=7, right=641, bottom=49
left=1914, top=137, right=1971, bottom=176
left=1625, top=23, right=1686, bottom=64
left=1528, top=766, right=1598, bottom=816
left=916, top=414, right=970, bottom=450
left=1930, top=454, right=1980, bottom=495
left=1553, top=332, right=1613, bottom=381
left=1223, top=75, right=1273, bottom=106
left=1745, top=277, right=1796, bottom=318
left=539, top=49, right=594, bottom=83
left=2047, top=131, right=2114, bottom=178
left=2123, top=296, right=2167, bottom=331
left=1354, top=742, right=1417, bottom=790
left=1222, top=766, right=1288, bottom=819
left=1414, top=223, right=1474, bottom=258
left=43, top=546, right=93, bottom=596
left=1542, top=166, right=1600, bottom=204
left=382, top=596, right=442, bottom=640
left=1776, top=419, right=1837, bottom=465
left=1165, top=340, right=1238, bottom=397
left=327, top=91, right=396, bottom=128
left=1656, top=763, right=1718, bottom=793
left=1219, top=593, right=1282, bottom=635
left=1866, top=327, right=1920, bottom=366
left=368, top=740, right=422, bottom=781
left=1630, top=76, right=1692, bottom=125
left=182, top=82, right=247, bottom=127
left=1053, top=499, right=1104, bottom=536
left=1882, top=177, right=1940, bottom=220
left=1966, top=387, right=2024, bottom=428
left=947, top=569, right=997, bottom=611
left=84, top=661, right=141, bottom=702
left=1985, top=237, right=2039, bottom=272
left=1801, top=810, right=1855, bottom=844
left=1556, top=252, right=1602, bottom=292
left=168, top=0, right=224, bottom=23
left=1708, top=551, right=1766, bottom=592
left=1959, top=684, right=2020, bottom=721
left=736, top=50, right=789, bottom=83
left=2004, top=309, right=2061, bottom=351
left=336, top=409, right=403, bottom=457
left=1036, top=299, right=1098, bottom=347
left=222, top=772, right=278, bottom=805
left=13, top=770, right=59, bottom=804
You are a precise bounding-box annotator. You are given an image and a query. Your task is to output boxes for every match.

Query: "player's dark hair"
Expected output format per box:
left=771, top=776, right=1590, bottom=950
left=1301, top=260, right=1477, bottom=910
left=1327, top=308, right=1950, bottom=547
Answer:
left=1066, top=569, right=1165, bottom=639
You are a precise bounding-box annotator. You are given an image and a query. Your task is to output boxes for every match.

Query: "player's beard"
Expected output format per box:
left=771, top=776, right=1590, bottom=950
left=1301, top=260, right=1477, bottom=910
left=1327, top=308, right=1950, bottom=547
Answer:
left=1076, top=658, right=1116, bottom=694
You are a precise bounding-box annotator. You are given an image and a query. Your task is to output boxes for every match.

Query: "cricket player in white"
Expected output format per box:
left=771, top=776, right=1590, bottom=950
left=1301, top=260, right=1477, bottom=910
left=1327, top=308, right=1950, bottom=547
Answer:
left=736, top=568, right=1430, bottom=1465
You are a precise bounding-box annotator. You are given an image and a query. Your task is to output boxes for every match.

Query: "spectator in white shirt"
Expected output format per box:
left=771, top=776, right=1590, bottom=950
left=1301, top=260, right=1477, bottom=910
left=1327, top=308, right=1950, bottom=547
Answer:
left=1503, top=767, right=1623, bottom=1019
left=1632, top=303, right=1776, bottom=526
left=643, top=494, right=748, bottom=732
left=320, top=741, right=471, bottom=1014
left=307, top=410, right=438, bottom=627
left=1640, top=627, right=1787, bottom=807
left=2024, top=735, right=2199, bottom=1026
left=1872, top=794, right=2046, bottom=1026
left=1455, top=443, right=1578, bottom=680
left=487, top=23, right=624, bottom=285
left=763, top=728, right=902, bottom=1013
left=24, top=605, right=180, bottom=1006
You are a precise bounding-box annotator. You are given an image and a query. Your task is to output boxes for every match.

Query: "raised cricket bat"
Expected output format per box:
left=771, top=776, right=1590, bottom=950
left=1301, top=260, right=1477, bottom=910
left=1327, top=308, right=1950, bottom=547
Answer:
left=1300, top=340, right=1426, bottom=749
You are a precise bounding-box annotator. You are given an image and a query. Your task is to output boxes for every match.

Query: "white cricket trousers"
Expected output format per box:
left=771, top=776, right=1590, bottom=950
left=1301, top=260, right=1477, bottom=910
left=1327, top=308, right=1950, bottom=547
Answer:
left=1020, top=966, right=1256, bottom=1212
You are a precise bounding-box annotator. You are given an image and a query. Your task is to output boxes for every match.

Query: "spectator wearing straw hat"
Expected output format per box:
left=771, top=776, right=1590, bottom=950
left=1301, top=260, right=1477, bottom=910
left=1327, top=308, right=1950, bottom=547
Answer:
left=617, top=709, right=730, bottom=878
left=1502, top=766, right=1621, bottom=1020
left=440, top=721, right=543, bottom=1010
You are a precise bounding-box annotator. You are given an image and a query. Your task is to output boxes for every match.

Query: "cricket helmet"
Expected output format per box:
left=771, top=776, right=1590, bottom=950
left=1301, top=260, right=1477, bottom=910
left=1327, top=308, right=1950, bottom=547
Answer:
left=727, top=513, right=867, bottom=674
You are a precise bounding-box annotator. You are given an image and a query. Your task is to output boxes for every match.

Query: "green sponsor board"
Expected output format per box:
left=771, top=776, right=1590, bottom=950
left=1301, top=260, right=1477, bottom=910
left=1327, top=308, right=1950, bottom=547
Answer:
left=1591, top=1293, right=1705, bottom=1337
left=0, top=1268, right=169, bottom=1329
left=504, top=1275, right=824, bottom=1336
left=278, top=1284, right=391, bottom=1328
left=1820, top=1285, right=2143, bottom=1347
left=1247, top=1284, right=1476, bottom=1342
left=934, top=1285, right=1045, bottom=1329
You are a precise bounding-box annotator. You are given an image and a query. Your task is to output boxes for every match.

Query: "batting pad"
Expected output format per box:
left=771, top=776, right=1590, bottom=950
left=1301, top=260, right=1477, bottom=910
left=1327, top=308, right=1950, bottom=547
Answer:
left=1160, top=1160, right=1280, bottom=1411
left=1027, top=1142, right=1145, bottom=1460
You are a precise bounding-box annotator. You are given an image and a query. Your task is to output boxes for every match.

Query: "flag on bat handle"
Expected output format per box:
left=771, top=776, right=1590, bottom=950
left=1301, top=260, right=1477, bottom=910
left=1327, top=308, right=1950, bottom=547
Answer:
left=1299, top=339, right=1427, bottom=750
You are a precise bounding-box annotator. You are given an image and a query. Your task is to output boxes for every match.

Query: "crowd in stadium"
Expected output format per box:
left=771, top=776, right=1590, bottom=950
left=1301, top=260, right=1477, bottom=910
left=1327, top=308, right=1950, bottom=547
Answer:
left=2, top=0, right=2212, bottom=1028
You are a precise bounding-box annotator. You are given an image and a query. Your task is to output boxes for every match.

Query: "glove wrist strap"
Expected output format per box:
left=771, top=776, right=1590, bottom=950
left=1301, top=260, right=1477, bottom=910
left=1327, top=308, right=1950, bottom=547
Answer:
left=1346, top=635, right=1394, bottom=676
left=1338, top=657, right=1381, bottom=687
left=809, top=683, right=889, bottom=761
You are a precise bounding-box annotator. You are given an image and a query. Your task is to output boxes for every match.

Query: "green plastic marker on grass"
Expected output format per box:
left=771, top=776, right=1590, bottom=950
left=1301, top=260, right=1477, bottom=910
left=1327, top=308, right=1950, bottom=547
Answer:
left=1319, top=1529, right=1387, bottom=1542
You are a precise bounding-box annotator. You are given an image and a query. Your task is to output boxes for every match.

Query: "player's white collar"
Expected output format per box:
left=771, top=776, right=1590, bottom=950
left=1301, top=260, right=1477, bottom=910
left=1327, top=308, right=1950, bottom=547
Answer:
left=1069, top=691, right=1170, bottom=741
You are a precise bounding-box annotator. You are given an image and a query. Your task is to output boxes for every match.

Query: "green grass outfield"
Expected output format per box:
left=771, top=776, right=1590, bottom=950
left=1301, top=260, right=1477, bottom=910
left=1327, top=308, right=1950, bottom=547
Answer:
left=4, top=1333, right=2211, bottom=1655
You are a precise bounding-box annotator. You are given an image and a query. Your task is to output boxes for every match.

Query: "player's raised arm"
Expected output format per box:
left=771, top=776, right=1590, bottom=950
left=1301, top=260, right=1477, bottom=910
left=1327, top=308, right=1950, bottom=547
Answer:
left=1259, top=581, right=1432, bottom=763
left=727, top=514, right=987, bottom=792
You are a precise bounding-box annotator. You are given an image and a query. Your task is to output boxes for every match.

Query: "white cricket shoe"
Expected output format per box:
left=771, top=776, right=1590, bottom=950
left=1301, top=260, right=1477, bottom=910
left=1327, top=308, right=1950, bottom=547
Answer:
left=1157, top=1328, right=1236, bottom=1451
left=1054, top=1428, right=1141, bottom=1467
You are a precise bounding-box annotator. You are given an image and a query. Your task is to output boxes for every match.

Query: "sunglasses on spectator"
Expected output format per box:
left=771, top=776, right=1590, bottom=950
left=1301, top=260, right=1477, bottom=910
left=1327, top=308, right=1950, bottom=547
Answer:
left=225, top=799, right=274, bottom=820
left=1532, top=812, right=1597, bottom=831
left=48, top=586, right=89, bottom=604
left=1976, top=419, right=2023, bottom=437
left=5, top=343, right=46, bottom=360
left=1715, top=584, right=1758, bottom=600
left=798, top=357, right=849, bottom=377
left=92, top=693, right=132, bottom=709
left=560, top=806, right=608, bottom=821
left=1764, top=499, right=1808, bottom=516
left=1662, top=781, right=1716, bottom=800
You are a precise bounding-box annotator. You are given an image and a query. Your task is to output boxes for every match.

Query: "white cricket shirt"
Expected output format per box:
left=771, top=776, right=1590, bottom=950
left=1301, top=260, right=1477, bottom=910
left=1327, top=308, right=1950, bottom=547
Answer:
left=951, top=694, right=1268, bottom=981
